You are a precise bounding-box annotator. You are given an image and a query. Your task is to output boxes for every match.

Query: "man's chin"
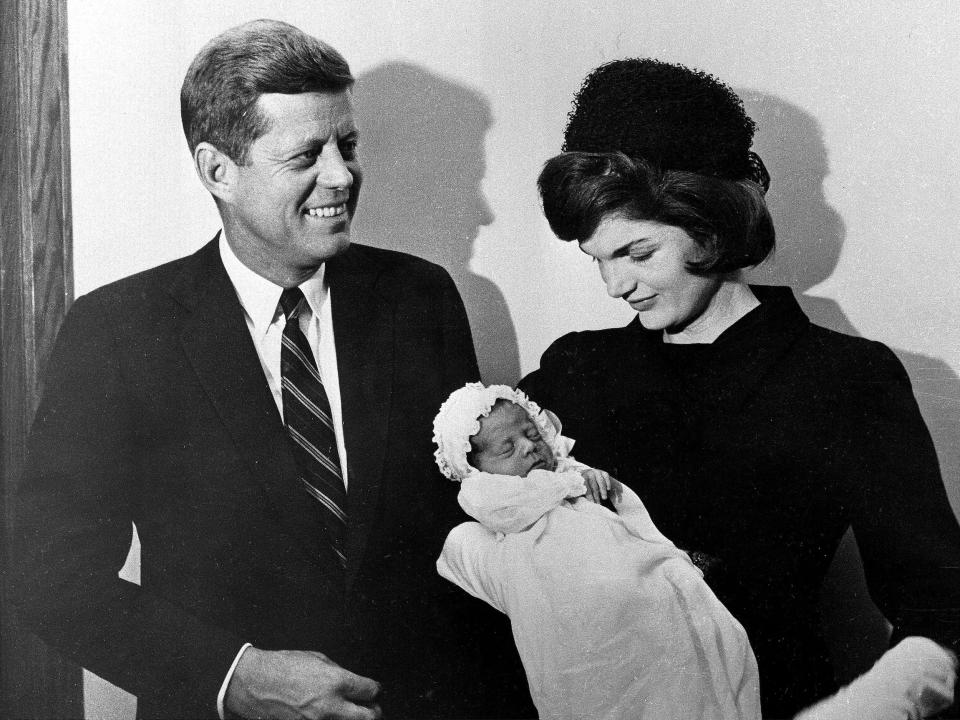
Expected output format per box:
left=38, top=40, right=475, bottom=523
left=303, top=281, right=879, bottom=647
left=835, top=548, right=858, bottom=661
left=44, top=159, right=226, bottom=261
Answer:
left=305, top=231, right=351, bottom=263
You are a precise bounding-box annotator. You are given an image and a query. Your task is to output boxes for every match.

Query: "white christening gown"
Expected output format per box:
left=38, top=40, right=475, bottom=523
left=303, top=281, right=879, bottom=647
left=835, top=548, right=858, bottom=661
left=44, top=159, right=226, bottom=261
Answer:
left=437, top=467, right=761, bottom=720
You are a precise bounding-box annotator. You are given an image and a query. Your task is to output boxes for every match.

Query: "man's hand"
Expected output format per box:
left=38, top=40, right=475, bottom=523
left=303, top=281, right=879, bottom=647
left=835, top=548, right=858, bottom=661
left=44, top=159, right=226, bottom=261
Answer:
left=224, top=647, right=382, bottom=720
left=580, top=468, right=623, bottom=505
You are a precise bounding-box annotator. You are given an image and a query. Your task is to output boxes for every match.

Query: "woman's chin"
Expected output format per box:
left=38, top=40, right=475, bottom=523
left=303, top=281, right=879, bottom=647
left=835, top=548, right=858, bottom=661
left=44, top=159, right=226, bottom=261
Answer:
left=635, top=314, right=670, bottom=331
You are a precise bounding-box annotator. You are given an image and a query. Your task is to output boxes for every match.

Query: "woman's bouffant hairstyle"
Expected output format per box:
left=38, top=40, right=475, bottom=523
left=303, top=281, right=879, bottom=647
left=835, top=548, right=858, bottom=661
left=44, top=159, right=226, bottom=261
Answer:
left=180, top=19, right=354, bottom=165
left=539, top=58, right=775, bottom=274
left=538, top=152, right=774, bottom=275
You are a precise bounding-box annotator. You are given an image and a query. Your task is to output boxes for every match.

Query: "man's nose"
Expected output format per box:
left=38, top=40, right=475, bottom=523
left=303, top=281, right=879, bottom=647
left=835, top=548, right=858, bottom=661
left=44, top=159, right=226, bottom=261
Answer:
left=316, top=150, right=354, bottom=189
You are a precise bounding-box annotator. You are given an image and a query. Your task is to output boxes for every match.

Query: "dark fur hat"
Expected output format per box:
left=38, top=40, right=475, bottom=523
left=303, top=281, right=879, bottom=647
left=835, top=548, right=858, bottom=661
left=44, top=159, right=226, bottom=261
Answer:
left=563, top=58, right=768, bottom=189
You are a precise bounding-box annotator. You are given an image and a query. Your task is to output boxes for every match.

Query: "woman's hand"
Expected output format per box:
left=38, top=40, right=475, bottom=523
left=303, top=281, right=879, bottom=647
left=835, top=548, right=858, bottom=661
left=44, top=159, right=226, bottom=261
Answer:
left=580, top=469, right=623, bottom=505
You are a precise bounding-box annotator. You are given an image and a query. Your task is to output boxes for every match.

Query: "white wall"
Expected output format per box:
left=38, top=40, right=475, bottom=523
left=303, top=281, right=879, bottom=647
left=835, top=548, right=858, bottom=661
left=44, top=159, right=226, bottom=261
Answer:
left=69, top=2, right=960, bottom=717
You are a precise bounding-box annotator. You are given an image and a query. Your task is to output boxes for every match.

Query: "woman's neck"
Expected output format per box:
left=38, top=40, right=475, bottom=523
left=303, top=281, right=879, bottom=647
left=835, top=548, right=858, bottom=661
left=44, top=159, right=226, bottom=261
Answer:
left=663, top=281, right=759, bottom=345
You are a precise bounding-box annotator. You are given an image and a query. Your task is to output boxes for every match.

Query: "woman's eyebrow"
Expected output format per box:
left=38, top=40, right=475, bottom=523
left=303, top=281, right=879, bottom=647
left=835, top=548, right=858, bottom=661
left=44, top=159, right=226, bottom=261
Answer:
left=611, top=238, right=652, bottom=258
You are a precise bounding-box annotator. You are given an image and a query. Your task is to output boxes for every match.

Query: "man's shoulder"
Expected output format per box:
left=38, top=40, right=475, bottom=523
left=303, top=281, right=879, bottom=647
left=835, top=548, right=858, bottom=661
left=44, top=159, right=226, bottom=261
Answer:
left=338, top=243, right=448, bottom=278
left=76, top=241, right=214, bottom=309
left=332, top=244, right=457, bottom=301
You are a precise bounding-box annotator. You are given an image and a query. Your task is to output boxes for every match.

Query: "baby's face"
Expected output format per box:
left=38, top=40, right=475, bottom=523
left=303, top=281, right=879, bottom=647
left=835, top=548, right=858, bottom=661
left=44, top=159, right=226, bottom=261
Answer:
left=470, top=400, right=557, bottom=477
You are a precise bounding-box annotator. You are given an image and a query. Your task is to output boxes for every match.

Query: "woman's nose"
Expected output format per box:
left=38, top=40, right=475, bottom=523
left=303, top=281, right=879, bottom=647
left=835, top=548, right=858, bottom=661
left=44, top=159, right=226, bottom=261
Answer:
left=601, top=262, right=635, bottom=299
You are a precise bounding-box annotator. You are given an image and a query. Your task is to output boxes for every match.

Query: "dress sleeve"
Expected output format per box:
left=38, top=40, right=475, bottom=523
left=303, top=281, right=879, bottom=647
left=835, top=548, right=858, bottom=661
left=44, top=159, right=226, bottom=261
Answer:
left=517, top=332, right=581, bottom=408
left=437, top=522, right=508, bottom=614
left=839, top=342, right=960, bottom=655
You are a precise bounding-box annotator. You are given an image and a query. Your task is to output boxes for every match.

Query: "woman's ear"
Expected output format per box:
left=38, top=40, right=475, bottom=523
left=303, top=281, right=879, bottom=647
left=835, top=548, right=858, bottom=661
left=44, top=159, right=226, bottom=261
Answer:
left=193, top=142, right=237, bottom=203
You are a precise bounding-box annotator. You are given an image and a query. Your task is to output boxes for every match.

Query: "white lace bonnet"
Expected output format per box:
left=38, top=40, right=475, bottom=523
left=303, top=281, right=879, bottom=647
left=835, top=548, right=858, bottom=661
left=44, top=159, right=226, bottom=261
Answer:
left=432, top=382, right=572, bottom=481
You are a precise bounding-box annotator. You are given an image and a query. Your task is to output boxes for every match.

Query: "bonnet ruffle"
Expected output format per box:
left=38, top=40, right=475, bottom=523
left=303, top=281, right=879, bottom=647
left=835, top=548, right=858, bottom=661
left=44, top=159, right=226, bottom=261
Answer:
left=432, top=382, right=573, bottom=481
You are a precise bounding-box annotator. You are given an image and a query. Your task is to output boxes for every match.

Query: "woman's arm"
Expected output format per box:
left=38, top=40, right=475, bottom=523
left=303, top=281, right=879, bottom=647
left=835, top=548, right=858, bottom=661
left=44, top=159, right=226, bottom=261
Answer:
left=841, top=342, right=960, bottom=657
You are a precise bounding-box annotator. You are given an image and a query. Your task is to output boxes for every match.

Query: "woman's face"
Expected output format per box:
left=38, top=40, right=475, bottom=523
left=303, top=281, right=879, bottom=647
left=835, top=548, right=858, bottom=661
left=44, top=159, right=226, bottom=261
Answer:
left=579, top=216, right=722, bottom=333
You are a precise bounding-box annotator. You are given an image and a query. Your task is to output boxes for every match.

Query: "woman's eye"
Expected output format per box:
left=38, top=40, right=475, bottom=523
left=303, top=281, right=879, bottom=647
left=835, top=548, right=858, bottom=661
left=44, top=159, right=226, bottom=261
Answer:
left=630, top=252, right=654, bottom=263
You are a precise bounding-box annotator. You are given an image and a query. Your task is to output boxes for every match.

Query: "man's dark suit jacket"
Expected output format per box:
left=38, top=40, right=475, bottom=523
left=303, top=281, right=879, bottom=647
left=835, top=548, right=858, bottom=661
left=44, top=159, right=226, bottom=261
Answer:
left=14, top=238, right=533, bottom=719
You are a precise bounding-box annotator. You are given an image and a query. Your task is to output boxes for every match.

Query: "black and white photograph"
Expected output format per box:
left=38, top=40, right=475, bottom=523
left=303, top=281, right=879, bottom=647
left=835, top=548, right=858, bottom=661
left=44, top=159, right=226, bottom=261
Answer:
left=2, top=2, right=960, bottom=718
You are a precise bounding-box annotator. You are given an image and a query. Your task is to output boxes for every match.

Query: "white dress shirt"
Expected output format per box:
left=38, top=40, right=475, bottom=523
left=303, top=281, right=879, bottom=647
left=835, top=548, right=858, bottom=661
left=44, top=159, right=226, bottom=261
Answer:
left=218, top=234, right=349, bottom=487
left=215, top=233, right=349, bottom=717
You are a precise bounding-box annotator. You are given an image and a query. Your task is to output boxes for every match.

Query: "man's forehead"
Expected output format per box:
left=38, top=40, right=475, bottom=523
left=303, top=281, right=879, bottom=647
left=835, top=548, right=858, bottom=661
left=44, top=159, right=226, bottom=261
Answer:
left=256, top=90, right=357, bottom=132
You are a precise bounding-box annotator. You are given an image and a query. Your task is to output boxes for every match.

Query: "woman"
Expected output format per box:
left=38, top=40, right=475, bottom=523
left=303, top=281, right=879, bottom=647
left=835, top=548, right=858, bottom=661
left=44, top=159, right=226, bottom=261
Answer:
left=519, top=58, right=960, bottom=717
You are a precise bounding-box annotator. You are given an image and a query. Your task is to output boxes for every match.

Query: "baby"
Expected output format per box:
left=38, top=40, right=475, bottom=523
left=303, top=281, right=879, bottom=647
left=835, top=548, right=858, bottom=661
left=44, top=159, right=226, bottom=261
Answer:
left=433, top=382, right=761, bottom=720
left=434, top=383, right=957, bottom=720
left=466, top=390, right=620, bottom=506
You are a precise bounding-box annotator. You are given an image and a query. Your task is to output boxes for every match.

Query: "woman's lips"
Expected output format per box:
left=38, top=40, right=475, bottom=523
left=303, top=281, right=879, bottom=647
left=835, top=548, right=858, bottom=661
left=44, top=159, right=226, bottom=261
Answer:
left=629, top=294, right=657, bottom=310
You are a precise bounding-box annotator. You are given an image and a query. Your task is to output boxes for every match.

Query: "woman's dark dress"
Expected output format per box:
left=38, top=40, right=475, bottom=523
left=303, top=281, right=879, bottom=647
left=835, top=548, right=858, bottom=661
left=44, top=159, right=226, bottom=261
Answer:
left=519, top=285, right=960, bottom=717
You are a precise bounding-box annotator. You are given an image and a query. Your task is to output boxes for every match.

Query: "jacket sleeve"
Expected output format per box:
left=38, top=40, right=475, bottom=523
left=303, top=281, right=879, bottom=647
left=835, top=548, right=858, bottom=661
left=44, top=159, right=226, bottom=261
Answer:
left=839, top=341, right=960, bottom=656
left=438, top=268, right=481, bottom=392
left=422, top=267, right=480, bottom=548
left=13, top=292, right=244, bottom=718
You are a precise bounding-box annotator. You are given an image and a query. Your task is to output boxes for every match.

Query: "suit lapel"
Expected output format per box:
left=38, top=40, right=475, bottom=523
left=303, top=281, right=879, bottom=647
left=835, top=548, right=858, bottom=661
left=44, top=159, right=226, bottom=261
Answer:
left=168, top=239, right=337, bottom=566
left=327, top=247, right=394, bottom=586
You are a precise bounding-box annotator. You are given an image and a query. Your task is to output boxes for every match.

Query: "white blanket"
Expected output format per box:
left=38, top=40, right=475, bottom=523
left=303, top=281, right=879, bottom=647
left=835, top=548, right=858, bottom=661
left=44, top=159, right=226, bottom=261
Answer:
left=437, top=469, right=761, bottom=720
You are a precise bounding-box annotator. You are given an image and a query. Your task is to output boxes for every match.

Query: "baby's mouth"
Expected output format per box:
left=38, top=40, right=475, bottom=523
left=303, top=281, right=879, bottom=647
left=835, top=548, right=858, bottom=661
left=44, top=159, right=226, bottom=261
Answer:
left=531, top=457, right=554, bottom=472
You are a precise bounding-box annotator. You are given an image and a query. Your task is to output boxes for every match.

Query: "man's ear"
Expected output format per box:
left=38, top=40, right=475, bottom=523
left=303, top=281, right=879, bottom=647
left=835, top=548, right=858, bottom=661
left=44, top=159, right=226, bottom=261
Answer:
left=193, top=142, right=237, bottom=203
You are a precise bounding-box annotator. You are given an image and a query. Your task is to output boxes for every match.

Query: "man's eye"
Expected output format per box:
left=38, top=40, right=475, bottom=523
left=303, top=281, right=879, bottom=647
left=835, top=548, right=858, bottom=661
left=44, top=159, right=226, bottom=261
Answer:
left=340, top=139, right=358, bottom=160
left=296, top=149, right=320, bottom=163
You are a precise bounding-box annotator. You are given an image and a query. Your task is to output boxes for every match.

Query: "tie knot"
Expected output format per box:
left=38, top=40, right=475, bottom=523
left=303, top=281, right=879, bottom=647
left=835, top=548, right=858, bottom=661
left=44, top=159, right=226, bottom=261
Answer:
left=279, top=287, right=306, bottom=321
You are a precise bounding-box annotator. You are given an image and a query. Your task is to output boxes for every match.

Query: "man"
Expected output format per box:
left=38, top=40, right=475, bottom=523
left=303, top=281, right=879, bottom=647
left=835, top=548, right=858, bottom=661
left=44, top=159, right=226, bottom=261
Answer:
left=14, top=20, right=531, bottom=720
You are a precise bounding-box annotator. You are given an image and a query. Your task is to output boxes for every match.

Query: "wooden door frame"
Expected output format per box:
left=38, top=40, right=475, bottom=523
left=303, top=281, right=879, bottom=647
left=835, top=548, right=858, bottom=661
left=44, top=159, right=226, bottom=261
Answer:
left=0, top=0, right=84, bottom=717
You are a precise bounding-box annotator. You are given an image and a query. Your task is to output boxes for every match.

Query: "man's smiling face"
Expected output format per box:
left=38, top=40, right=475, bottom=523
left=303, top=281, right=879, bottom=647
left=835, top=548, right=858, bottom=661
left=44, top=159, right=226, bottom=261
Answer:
left=223, top=90, right=362, bottom=284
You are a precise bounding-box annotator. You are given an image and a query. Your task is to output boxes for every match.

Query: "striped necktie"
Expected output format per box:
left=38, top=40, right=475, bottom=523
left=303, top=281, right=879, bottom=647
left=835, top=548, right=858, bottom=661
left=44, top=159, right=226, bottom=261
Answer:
left=279, top=287, right=347, bottom=567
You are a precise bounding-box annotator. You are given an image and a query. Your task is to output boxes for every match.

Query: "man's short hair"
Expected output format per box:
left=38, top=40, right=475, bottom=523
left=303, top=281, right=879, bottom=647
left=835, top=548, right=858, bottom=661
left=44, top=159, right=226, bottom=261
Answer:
left=180, top=19, right=354, bottom=164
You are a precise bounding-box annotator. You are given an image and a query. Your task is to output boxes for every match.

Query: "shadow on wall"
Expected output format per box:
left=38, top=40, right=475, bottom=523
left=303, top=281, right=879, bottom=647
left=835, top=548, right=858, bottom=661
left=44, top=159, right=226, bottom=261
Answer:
left=742, top=89, right=960, bottom=685
left=353, top=62, right=521, bottom=386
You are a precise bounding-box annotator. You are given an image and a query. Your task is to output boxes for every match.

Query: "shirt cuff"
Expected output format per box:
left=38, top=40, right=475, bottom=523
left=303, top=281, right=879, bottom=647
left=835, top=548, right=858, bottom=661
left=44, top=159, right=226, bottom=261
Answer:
left=217, top=642, right=252, bottom=720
